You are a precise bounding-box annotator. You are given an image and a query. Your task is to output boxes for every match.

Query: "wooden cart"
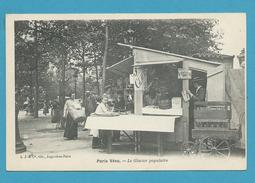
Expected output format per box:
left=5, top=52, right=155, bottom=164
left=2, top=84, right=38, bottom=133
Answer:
left=183, top=101, right=240, bottom=157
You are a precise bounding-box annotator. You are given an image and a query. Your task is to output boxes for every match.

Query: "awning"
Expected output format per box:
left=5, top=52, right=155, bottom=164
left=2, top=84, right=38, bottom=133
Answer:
left=106, top=56, right=133, bottom=76
left=85, top=115, right=179, bottom=132
left=107, top=44, right=221, bottom=76
left=118, top=43, right=221, bottom=66
left=134, top=60, right=181, bottom=66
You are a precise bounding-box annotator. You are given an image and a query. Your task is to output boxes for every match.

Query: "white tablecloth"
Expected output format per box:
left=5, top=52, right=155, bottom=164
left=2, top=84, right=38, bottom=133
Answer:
left=85, top=115, right=180, bottom=132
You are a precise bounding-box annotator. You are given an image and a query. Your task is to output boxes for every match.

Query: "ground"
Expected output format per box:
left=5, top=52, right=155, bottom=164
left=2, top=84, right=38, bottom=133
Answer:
left=16, top=110, right=246, bottom=170
left=19, top=110, right=105, bottom=155
left=19, top=110, right=186, bottom=156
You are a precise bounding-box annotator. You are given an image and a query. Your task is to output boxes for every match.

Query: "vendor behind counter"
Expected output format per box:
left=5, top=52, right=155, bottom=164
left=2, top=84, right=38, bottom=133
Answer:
left=144, top=89, right=158, bottom=106
left=143, top=89, right=172, bottom=109
left=143, top=64, right=181, bottom=110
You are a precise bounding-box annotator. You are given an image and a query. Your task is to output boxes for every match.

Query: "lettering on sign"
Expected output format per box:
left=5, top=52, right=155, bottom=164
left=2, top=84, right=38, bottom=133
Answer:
left=178, top=69, right=191, bottom=79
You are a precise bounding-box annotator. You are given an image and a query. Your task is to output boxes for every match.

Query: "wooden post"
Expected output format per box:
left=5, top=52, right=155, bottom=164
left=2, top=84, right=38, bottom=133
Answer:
left=137, top=131, right=141, bottom=152
left=182, top=61, right=190, bottom=143
left=157, top=132, right=163, bottom=156
left=106, top=130, right=112, bottom=154
left=133, top=66, right=146, bottom=115
left=134, top=131, right=138, bottom=153
left=133, top=66, right=146, bottom=153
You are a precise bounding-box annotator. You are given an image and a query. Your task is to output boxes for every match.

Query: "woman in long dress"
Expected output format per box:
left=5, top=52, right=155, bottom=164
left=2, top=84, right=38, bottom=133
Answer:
left=63, top=94, right=78, bottom=140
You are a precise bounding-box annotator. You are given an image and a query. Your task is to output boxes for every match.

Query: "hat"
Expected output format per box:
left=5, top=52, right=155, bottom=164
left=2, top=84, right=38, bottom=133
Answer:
left=102, top=93, right=109, bottom=99
left=192, top=77, right=203, bottom=82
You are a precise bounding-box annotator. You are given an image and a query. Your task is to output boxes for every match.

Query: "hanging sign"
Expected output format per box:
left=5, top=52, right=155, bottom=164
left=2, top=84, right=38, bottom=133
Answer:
left=178, top=69, right=191, bottom=79
left=133, top=68, right=145, bottom=90
left=129, top=74, right=135, bottom=84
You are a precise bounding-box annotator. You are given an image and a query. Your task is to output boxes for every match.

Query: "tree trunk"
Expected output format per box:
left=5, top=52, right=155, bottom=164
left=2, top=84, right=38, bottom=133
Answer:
left=94, top=58, right=100, bottom=95
left=101, top=24, right=108, bottom=95
left=59, top=54, right=66, bottom=128
left=82, top=46, right=86, bottom=106
left=33, top=21, right=39, bottom=118
left=30, top=70, right=33, bottom=99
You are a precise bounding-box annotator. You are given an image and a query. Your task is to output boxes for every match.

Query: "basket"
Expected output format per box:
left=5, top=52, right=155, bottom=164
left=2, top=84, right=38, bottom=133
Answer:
left=69, top=107, right=86, bottom=123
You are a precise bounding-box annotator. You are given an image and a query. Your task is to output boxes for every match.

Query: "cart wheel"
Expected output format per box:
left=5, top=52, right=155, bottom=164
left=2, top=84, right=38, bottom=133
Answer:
left=199, top=137, right=230, bottom=158
left=182, top=141, right=198, bottom=156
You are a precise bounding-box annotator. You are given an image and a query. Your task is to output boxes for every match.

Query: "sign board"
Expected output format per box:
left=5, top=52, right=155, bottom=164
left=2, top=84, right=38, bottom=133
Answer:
left=133, top=68, right=146, bottom=90
left=129, top=74, right=135, bottom=84
left=178, top=68, right=191, bottom=79
left=172, top=97, right=182, bottom=108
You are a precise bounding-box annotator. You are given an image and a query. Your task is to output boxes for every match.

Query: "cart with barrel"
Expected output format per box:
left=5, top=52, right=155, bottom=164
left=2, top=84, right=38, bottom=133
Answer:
left=183, top=101, right=241, bottom=157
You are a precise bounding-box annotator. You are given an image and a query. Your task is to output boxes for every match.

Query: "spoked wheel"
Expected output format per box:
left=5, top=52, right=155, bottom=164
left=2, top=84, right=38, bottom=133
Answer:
left=199, top=137, right=231, bottom=158
left=182, top=141, right=199, bottom=156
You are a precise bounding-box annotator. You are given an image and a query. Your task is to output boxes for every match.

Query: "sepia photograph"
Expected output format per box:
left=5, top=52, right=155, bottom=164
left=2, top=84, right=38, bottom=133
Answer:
left=6, top=13, right=246, bottom=171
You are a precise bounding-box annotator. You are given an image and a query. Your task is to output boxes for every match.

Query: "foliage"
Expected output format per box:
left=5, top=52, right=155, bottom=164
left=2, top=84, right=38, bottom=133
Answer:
left=107, top=19, right=222, bottom=66
left=15, top=19, right=222, bottom=113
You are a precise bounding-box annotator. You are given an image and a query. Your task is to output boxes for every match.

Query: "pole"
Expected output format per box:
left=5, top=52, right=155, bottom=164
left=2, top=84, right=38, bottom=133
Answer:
left=101, top=24, right=108, bottom=95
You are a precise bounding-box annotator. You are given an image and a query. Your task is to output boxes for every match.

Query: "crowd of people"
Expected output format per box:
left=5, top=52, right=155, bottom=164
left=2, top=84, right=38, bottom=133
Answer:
left=15, top=74, right=206, bottom=154
left=16, top=72, right=205, bottom=151
left=48, top=77, right=205, bottom=148
left=51, top=89, right=134, bottom=149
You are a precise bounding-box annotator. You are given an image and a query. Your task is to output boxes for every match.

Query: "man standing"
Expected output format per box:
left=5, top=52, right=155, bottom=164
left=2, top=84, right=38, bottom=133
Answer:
left=187, top=77, right=206, bottom=140
left=187, top=77, right=206, bottom=102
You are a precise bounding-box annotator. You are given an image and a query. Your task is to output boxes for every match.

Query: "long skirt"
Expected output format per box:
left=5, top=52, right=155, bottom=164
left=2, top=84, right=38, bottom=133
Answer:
left=64, top=113, right=78, bottom=139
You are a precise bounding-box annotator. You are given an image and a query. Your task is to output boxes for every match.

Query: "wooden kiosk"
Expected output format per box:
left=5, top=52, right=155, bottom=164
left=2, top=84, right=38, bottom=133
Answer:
left=86, top=43, right=222, bottom=155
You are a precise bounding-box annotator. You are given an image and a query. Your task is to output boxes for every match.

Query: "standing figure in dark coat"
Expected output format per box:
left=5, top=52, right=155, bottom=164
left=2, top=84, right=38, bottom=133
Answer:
left=51, top=96, right=60, bottom=123
left=63, top=94, right=78, bottom=140
left=187, top=77, right=206, bottom=140
left=83, top=91, right=97, bottom=131
left=187, top=77, right=206, bottom=102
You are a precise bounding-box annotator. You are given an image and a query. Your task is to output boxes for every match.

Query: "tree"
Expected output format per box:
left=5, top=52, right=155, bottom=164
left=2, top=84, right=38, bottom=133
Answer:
left=33, top=21, right=39, bottom=118
left=64, top=20, right=104, bottom=103
left=15, top=19, right=222, bottom=118
left=15, top=20, right=52, bottom=117
left=106, top=19, right=222, bottom=66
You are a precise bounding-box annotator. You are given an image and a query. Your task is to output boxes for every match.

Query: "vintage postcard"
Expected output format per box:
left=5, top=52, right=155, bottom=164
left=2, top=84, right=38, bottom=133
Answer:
left=6, top=13, right=246, bottom=171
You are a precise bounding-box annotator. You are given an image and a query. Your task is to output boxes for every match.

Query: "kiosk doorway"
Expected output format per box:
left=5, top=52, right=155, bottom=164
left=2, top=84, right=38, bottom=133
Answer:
left=189, top=69, right=207, bottom=140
